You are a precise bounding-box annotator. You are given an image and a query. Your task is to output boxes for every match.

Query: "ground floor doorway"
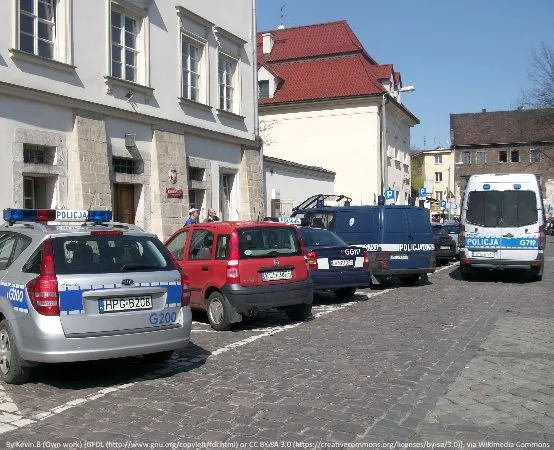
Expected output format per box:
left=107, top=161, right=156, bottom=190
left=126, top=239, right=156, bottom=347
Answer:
left=114, top=183, right=136, bottom=224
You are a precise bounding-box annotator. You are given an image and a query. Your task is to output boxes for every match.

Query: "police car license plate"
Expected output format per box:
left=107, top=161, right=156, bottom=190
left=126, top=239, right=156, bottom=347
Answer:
left=261, top=270, right=292, bottom=281
left=330, top=259, right=354, bottom=267
left=99, top=296, right=153, bottom=313
left=472, top=251, right=496, bottom=258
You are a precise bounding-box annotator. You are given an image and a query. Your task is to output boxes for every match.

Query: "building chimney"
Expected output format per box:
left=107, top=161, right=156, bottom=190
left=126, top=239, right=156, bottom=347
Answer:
left=262, top=32, right=274, bottom=55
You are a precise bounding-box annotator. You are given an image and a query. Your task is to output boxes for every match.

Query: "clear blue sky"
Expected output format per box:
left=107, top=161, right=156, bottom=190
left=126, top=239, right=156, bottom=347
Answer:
left=256, top=0, right=554, bottom=150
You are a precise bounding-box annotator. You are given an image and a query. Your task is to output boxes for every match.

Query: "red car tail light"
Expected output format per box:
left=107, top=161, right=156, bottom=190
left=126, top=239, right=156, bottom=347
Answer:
left=305, top=251, right=318, bottom=270
left=226, top=231, right=240, bottom=283
left=363, top=250, right=369, bottom=268
left=27, top=238, right=60, bottom=316
left=538, top=225, right=545, bottom=250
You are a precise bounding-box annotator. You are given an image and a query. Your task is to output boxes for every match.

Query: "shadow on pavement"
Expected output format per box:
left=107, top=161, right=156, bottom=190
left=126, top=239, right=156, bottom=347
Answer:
left=449, top=266, right=532, bottom=284
left=27, top=342, right=208, bottom=389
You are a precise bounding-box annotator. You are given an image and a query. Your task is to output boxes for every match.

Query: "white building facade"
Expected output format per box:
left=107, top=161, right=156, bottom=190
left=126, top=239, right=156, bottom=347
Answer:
left=257, top=21, right=418, bottom=207
left=263, top=156, right=335, bottom=217
left=0, top=0, right=262, bottom=240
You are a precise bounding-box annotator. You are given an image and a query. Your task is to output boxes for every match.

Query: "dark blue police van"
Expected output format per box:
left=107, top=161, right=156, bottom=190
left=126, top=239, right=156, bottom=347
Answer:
left=291, top=195, right=436, bottom=285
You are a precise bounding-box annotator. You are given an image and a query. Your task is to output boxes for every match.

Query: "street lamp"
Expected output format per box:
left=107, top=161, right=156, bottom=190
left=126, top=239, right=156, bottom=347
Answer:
left=381, top=86, right=415, bottom=200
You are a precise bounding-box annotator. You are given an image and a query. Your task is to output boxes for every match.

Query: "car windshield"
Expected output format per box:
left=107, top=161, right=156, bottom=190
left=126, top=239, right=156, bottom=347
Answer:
left=51, top=234, right=174, bottom=274
left=466, top=190, right=537, bottom=227
left=238, top=227, right=301, bottom=259
left=299, top=227, right=346, bottom=247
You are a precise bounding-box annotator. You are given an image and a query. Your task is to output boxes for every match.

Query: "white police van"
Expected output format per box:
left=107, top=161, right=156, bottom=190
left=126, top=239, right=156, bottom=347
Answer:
left=459, top=174, right=545, bottom=281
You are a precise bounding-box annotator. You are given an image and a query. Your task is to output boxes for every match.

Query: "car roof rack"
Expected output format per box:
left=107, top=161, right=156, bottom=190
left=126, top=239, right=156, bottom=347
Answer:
left=292, top=194, right=352, bottom=211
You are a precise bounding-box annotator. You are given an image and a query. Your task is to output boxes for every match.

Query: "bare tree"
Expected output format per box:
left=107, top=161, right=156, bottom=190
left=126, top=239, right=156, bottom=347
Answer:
left=519, top=42, right=554, bottom=108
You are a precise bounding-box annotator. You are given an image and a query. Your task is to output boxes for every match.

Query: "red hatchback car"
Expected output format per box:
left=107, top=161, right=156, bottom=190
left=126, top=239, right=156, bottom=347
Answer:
left=164, top=221, right=313, bottom=331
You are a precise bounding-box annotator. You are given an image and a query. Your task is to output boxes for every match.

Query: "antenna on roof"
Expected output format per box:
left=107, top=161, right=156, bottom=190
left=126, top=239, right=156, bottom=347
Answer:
left=278, top=3, right=285, bottom=29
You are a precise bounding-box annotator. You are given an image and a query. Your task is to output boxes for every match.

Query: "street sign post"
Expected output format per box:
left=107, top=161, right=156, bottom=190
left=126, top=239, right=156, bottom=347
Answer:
left=440, top=200, right=447, bottom=210
left=384, top=189, right=395, bottom=205
left=419, top=187, right=427, bottom=200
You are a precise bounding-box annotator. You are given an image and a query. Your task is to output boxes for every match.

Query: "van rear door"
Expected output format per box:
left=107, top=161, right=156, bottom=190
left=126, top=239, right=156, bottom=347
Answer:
left=497, top=187, right=540, bottom=262
left=465, top=185, right=540, bottom=261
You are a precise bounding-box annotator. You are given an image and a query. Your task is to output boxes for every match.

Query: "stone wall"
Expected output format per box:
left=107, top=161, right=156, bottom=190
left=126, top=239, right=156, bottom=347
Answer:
left=11, top=129, right=67, bottom=209
left=70, top=112, right=112, bottom=209
left=151, top=129, right=189, bottom=241
left=240, top=145, right=264, bottom=220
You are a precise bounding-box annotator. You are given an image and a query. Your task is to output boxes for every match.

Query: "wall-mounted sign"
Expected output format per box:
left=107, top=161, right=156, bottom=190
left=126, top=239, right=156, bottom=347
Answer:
left=168, top=167, right=177, bottom=184
left=165, top=188, right=183, bottom=198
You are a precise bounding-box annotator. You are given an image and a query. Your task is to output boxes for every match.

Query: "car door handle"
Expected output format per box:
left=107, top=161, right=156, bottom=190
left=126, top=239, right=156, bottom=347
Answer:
left=201, top=266, right=209, bottom=271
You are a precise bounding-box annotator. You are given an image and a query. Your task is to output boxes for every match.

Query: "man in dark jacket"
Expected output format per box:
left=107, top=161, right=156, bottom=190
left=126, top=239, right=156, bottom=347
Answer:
left=204, top=208, right=220, bottom=222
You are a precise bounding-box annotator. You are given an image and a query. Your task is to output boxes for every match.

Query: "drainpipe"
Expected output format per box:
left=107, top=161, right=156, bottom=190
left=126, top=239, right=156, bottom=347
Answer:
left=252, top=0, right=264, bottom=219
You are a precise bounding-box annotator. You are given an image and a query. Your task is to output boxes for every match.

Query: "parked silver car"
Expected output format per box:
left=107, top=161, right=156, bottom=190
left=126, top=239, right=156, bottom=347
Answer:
left=0, top=209, right=192, bottom=384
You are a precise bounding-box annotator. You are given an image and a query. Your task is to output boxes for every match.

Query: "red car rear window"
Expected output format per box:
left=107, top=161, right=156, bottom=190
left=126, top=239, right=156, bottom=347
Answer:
left=238, top=227, right=301, bottom=259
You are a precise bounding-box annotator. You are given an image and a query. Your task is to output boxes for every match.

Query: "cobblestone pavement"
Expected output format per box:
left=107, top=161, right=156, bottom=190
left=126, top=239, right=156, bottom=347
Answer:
left=0, top=238, right=552, bottom=448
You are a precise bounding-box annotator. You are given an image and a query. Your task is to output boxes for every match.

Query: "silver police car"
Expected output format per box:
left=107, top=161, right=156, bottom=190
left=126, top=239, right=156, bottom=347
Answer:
left=0, top=208, right=192, bottom=384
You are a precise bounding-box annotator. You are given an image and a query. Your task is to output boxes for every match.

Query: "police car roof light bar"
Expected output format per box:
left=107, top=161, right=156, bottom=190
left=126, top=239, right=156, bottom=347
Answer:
left=3, top=208, right=57, bottom=224
left=3, top=209, right=113, bottom=225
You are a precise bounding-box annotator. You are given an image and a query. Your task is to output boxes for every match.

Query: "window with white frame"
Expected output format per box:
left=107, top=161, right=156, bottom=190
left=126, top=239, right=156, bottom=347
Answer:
left=434, top=154, right=442, bottom=164
left=435, top=172, right=443, bottom=182
left=219, top=55, right=236, bottom=112
left=182, top=39, right=201, bottom=102
left=19, top=0, right=56, bottom=59
left=111, top=9, right=140, bottom=83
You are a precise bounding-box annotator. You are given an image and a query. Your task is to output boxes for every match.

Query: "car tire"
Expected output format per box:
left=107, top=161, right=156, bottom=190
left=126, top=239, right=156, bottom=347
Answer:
left=0, top=319, right=31, bottom=385
left=333, top=287, right=357, bottom=300
left=206, top=291, right=233, bottom=331
left=284, top=304, right=312, bottom=321
left=399, top=275, right=420, bottom=286
left=142, top=350, right=174, bottom=364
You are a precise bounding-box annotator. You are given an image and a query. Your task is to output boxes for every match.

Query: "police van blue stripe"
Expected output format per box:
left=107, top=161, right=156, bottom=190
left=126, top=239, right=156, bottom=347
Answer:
left=466, top=236, right=538, bottom=249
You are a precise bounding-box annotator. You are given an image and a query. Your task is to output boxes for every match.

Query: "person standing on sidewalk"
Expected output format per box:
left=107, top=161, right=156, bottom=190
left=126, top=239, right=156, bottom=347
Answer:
left=204, top=208, right=220, bottom=223
left=185, top=208, right=199, bottom=226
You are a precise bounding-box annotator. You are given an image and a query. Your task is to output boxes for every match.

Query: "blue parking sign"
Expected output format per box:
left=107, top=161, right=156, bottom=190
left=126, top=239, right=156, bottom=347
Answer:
left=419, top=187, right=426, bottom=198
left=385, top=189, right=395, bottom=205
left=440, top=200, right=447, bottom=210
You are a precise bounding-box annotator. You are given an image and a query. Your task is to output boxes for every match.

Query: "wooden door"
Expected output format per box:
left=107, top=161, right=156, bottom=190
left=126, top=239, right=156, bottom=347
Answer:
left=114, top=184, right=135, bottom=224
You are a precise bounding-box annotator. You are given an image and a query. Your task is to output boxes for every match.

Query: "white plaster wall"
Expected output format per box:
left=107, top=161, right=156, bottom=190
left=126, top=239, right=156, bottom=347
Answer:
left=0, top=0, right=256, bottom=141
left=0, top=96, right=73, bottom=211
left=264, top=164, right=334, bottom=216
left=260, top=102, right=379, bottom=207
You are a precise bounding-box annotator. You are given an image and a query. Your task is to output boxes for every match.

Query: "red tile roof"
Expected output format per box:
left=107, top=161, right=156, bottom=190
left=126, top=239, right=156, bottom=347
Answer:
left=257, top=20, right=376, bottom=65
left=370, top=64, right=394, bottom=81
left=259, top=55, right=385, bottom=105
